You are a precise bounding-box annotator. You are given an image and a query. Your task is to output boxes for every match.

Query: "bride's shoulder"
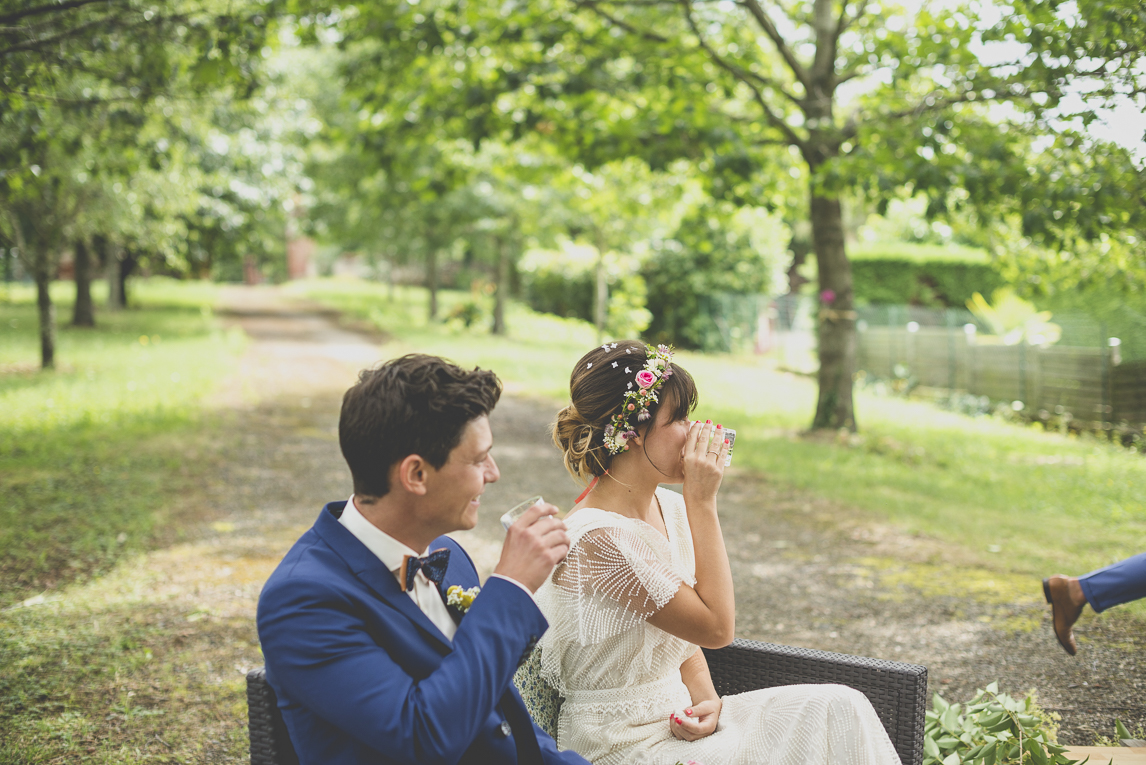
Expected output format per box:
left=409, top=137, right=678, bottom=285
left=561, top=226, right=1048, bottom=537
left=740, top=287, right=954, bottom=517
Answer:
left=563, top=508, right=654, bottom=546
left=562, top=506, right=621, bottom=532
left=654, top=486, right=685, bottom=512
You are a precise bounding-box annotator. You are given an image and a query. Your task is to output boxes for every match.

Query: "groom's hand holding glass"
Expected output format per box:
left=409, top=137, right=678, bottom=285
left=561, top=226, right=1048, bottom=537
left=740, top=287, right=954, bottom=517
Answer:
left=494, top=499, right=569, bottom=592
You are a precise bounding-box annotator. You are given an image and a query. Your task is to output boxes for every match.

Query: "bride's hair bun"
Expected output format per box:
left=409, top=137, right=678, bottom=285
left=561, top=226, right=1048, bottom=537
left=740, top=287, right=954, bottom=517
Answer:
left=552, top=403, right=608, bottom=482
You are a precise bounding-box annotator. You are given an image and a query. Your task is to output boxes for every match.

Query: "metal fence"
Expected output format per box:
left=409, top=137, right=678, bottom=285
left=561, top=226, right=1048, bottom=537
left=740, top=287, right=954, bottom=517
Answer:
left=856, top=305, right=1146, bottom=431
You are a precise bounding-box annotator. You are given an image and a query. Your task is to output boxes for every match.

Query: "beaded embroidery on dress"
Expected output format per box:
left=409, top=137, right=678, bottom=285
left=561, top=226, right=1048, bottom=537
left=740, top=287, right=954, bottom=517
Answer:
left=534, top=487, right=902, bottom=765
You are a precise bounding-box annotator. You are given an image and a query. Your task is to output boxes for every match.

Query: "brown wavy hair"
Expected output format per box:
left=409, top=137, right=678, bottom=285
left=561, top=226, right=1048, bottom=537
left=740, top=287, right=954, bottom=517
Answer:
left=340, top=354, right=502, bottom=498
left=552, top=340, right=697, bottom=483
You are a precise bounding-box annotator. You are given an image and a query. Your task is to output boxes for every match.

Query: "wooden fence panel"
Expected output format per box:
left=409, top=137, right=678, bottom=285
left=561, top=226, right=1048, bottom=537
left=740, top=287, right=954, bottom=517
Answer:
left=971, top=345, right=1024, bottom=402
left=1114, top=360, right=1146, bottom=425
left=855, top=327, right=1136, bottom=427
left=1035, top=346, right=1106, bottom=421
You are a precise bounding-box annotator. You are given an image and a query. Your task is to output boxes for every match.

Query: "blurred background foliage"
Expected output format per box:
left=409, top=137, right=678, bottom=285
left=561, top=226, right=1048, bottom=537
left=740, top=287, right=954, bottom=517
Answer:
left=0, top=0, right=1143, bottom=422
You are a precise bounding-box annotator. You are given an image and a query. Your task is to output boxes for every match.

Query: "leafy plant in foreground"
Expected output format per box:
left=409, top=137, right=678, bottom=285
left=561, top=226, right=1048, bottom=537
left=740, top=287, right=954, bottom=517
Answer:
left=924, top=683, right=1084, bottom=765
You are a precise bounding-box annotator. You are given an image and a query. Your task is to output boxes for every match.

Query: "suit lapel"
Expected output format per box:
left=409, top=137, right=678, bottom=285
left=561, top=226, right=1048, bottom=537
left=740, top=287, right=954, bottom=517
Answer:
left=312, top=502, right=453, bottom=652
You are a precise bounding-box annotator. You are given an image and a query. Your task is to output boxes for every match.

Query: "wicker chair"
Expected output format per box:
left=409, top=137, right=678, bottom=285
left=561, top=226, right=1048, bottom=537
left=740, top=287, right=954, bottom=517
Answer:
left=247, top=639, right=927, bottom=765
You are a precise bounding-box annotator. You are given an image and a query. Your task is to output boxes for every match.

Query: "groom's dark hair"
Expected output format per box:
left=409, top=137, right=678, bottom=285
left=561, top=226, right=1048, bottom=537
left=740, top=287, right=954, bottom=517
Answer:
left=340, top=354, right=502, bottom=498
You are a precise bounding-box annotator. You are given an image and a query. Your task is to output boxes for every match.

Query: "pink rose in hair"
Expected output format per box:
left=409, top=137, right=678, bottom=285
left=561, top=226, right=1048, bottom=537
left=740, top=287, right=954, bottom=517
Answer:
left=635, top=370, right=657, bottom=388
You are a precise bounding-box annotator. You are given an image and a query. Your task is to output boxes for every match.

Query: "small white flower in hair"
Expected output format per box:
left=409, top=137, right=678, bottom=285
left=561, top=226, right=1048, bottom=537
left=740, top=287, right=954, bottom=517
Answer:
left=610, top=343, right=618, bottom=349
left=624, top=367, right=631, bottom=373
left=611, top=361, right=618, bottom=368
left=587, top=362, right=592, bottom=368
left=601, top=344, right=609, bottom=350
left=627, top=382, right=633, bottom=389
left=625, top=348, right=631, bottom=353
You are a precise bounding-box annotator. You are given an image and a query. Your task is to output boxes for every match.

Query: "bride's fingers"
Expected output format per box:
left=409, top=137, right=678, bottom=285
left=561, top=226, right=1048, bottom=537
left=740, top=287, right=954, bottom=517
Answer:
left=688, top=420, right=706, bottom=451
left=715, top=427, right=730, bottom=464
left=688, top=420, right=713, bottom=456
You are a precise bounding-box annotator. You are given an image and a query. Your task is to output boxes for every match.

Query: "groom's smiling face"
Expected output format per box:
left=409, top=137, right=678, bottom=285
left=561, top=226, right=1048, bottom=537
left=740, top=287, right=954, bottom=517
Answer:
left=422, top=415, right=499, bottom=535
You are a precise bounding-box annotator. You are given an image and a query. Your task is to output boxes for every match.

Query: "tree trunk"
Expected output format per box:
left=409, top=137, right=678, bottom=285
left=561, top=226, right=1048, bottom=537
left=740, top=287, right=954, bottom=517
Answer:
left=809, top=189, right=857, bottom=431
left=593, top=229, right=607, bottom=341
left=119, top=251, right=137, bottom=308
left=426, top=248, right=438, bottom=321
left=35, top=262, right=56, bottom=369
left=106, top=241, right=124, bottom=310
left=72, top=238, right=95, bottom=327
left=492, top=237, right=509, bottom=335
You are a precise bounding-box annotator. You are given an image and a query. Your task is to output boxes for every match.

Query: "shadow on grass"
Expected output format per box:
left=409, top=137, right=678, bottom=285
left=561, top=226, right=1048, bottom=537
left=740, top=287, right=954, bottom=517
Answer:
left=0, top=597, right=255, bottom=763
left=0, top=412, right=233, bottom=606
left=0, top=287, right=240, bottom=606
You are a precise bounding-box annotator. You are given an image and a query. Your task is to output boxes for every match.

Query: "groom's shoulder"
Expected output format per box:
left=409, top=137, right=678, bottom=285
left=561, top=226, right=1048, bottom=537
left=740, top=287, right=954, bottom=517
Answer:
left=262, top=509, right=351, bottom=593
left=433, top=534, right=474, bottom=563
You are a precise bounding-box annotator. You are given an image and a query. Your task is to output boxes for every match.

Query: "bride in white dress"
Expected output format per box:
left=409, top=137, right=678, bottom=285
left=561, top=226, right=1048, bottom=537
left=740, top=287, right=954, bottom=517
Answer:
left=535, top=340, right=901, bottom=765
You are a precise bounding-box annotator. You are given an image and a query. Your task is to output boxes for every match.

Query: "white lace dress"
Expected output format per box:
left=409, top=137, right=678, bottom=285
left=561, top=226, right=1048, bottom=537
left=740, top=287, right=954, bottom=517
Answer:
left=534, top=487, right=902, bottom=765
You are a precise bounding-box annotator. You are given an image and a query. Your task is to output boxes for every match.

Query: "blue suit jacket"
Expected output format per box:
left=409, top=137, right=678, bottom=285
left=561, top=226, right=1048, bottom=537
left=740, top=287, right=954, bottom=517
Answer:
left=257, top=501, right=589, bottom=765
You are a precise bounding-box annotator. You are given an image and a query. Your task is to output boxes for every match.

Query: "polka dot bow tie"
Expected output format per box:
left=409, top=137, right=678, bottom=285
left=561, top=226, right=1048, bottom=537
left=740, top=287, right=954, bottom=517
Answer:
left=400, top=548, right=450, bottom=592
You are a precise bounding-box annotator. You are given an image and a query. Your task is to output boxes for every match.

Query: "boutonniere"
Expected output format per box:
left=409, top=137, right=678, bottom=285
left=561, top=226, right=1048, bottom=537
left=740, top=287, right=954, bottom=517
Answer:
left=446, top=585, right=480, bottom=614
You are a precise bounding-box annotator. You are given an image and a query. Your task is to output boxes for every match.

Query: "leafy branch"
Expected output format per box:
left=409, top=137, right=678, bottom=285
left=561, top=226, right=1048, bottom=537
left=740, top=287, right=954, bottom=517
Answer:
left=924, top=682, right=1091, bottom=765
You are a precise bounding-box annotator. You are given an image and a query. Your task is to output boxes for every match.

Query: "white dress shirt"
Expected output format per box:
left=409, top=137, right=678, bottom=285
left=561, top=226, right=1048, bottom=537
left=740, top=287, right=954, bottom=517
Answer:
left=338, top=497, right=458, bottom=640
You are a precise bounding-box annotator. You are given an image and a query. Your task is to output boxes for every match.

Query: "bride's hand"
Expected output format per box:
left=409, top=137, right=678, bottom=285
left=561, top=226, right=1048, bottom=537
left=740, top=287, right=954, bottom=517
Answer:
left=669, top=698, right=722, bottom=741
left=681, top=421, right=729, bottom=508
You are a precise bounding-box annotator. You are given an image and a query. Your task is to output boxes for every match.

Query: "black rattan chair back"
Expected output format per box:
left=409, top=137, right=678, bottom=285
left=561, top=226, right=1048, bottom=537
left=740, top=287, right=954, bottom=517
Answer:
left=246, top=668, right=300, bottom=765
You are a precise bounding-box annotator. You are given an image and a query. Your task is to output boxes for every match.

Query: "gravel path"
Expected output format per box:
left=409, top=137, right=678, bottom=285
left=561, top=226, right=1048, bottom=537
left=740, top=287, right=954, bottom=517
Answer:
left=212, top=286, right=1144, bottom=748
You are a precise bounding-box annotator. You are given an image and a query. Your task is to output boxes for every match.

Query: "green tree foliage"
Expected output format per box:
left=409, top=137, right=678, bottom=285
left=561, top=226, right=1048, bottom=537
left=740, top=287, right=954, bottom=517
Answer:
left=470, top=0, right=1145, bottom=430
left=0, top=0, right=280, bottom=367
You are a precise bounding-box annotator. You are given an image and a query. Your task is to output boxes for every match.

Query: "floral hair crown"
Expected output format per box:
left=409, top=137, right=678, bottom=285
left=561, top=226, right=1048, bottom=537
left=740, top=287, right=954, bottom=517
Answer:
left=601, top=343, right=674, bottom=455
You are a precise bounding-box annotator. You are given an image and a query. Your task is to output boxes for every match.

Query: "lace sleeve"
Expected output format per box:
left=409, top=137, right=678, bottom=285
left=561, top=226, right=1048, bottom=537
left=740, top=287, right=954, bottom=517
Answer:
left=550, top=523, right=683, bottom=647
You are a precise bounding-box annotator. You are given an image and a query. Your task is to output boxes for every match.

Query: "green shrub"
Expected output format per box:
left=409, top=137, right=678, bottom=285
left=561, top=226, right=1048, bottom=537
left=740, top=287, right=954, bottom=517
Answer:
left=518, top=243, right=651, bottom=339
left=521, top=256, right=594, bottom=322
left=850, top=244, right=1006, bottom=308
left=643, top=205, right=786, bottom=351
left=924, top=683, right=1080, bottom=765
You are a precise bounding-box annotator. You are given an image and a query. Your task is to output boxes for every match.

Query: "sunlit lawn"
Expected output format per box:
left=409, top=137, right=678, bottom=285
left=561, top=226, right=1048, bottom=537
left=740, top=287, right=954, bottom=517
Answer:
left=293, top=278, right=1146, bottom=600
left=0, top=278, right=243, bottom=602
left=0, top=279, right=252, bottom=765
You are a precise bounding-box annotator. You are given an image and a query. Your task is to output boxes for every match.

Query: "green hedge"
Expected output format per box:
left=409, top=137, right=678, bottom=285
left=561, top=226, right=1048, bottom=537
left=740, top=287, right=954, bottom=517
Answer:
left=523, top=266, right=595, bottom=322
left=850, top=244, right=1005, bottom=308
left=518, top=245, right=651, bottom=339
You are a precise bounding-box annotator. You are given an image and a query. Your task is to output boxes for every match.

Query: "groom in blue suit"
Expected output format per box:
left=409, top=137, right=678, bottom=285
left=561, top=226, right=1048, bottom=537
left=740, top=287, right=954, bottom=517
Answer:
left=257, top=354, right=589, bottom=765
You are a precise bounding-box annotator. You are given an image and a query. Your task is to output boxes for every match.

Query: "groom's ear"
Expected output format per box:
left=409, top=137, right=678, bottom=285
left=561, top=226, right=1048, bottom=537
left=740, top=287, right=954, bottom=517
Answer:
left=394, top=454, right=430, bottom=496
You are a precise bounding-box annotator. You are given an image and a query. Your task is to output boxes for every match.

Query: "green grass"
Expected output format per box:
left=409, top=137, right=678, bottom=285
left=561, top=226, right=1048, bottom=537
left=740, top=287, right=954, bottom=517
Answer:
left=695, top=366, right=1146, bottom=578
left=294, top=278, right=1146, bottom=602
left=285, top=278, right=600, bottom=398
left=0, top=278, right=242, bottom=603
left=0, top=559, right=258, bottom=764
left=2, top=276, right=1141, bottom=762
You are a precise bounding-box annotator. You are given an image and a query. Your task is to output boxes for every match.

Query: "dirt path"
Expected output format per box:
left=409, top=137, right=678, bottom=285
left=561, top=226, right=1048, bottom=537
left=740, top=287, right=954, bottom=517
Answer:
left=200, top=286, right=1144, bottom=750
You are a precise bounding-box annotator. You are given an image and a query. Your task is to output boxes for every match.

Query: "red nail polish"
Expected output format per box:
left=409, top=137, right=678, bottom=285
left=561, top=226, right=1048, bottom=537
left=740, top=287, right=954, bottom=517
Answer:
left=686, top=708, right=693, bottom=715
left=705, top=419, right=711, bottom=424
left=716, top=424, right=722, bottom=429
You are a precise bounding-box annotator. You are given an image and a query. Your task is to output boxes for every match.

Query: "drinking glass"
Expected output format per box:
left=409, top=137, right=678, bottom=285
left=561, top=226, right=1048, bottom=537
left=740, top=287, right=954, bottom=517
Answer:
left=500, top=495, right=543, bottom=532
